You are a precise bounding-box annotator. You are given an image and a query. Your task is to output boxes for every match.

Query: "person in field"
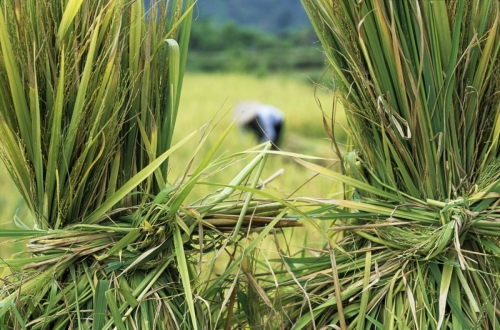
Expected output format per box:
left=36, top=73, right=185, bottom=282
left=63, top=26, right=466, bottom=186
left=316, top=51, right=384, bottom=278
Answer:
left=234, top=101, right=284, bottom=149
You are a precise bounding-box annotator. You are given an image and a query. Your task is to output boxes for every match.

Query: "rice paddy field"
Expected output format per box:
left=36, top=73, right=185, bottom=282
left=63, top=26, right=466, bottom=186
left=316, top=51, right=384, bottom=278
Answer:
left=170, top=72, right=344, bottom=198
left=0, top=72, right=345, bottom=267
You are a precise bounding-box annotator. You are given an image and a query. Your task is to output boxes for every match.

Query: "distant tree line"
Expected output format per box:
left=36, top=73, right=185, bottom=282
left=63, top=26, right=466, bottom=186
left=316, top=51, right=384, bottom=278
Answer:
left=193, top=0, right=311, bottom=35
left=187, top=19, right=326, bottom=75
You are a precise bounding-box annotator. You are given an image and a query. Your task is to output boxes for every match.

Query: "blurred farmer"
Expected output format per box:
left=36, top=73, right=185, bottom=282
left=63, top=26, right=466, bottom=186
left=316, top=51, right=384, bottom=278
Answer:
left=234, top=101, right=284, bottom=149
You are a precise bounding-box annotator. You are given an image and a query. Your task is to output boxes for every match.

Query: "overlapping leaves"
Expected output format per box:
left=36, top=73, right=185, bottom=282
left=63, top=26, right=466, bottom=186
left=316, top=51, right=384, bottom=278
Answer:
left=274, top=1, right=500, bottom=328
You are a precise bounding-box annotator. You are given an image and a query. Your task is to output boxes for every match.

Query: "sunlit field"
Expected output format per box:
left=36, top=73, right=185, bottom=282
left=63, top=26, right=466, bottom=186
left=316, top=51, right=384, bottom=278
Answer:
left=0, top=72, right=344, bottom=265
left=170, top=72, right=344, bottom=199
left=173, top=72, right=347, bottom=253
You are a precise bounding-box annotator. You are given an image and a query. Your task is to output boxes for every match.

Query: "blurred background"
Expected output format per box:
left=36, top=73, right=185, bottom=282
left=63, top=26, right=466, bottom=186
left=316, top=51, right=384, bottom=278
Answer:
left=1, top=1, right=346, bottom=262
left=187, top=0, right=326, bottom=80
left=170, top=0, right=343, bottom=194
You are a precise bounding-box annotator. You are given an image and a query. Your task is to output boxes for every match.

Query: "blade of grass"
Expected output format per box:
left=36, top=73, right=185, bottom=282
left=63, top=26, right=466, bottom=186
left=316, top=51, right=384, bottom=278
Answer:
left=105, top=290, right=127, bottom=330
left=57, top=0, right=85, bottom=42
left=173, top=224, right=198, bottom=330
left=93, top=280, right=109, bottom=329
left=436, top=263, right=453, bottom=330
left=0, top=5, right=33, bottom=158
left=45, top=47, right=65, bottom=226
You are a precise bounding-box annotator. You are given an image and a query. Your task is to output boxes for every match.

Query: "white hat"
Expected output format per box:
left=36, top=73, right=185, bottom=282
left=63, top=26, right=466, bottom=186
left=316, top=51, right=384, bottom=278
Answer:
left=233, top=101, right=261, bottom=125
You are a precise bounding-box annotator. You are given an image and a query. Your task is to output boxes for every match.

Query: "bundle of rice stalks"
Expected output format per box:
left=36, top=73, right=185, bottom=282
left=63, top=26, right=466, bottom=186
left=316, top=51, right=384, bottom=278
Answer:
left=0, top=142, right=301, bottom=329
left=0, top=1, right=300, bottom=328
left=269, top=0, right=500, bottom=328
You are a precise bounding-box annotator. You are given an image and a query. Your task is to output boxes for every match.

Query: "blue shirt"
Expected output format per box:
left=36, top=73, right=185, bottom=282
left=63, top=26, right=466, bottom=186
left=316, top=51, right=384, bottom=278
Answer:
left=255, top=105, right=283, bottom=142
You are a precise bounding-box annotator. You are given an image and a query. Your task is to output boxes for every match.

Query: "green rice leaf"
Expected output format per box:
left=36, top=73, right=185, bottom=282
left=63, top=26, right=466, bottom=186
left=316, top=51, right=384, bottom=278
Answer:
left=45, top=47, right=65, bottom=227
left=0, top=229, right=48, bottom=237
left=365, top=314, right=385, bottom=330
left=105, top=290, right=127, bottom=329
left=173, top=225, right=197, bottom=330
left=9, top=300, right=26, bottom=330
left=93, top=280, right=109, bottom=329
left=118, top=287, right=138, bottom=309
left=41, top=277, right=59, bottom=329
left=28, top=47, right=45, bottom=216
left=437, top=263, right=453, bottom=330
left=356, top=244, right=372, bottom=329
left=57, top=0, right=85, bottom=41
left=0, top=6, right=33, bottom=158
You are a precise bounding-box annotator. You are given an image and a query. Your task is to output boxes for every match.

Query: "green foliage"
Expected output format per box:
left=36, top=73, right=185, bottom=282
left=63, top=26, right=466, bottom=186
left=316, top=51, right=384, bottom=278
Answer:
left=187, top=19, right=326, bottom=75
left=266, top=0, right=500, bottom=328
left=190, top=20, right=277, bottom=51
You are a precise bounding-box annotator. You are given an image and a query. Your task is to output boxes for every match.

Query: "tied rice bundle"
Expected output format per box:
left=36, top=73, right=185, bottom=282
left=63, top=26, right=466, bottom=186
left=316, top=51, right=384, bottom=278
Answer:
left=278, top=0, right=500, bottom=329
left=0, top=1, right=300, bottom=328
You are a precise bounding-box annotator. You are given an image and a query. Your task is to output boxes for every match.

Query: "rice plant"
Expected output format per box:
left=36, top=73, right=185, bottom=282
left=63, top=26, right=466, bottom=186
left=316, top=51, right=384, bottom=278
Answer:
left=268, top=0, right=500, bottom=328
left=0, top=1, right=301, bottom=328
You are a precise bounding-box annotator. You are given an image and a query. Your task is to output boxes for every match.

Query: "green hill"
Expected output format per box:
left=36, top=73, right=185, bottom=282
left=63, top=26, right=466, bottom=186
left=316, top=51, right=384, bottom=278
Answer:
left=194, top=0, right=312, bottom=34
